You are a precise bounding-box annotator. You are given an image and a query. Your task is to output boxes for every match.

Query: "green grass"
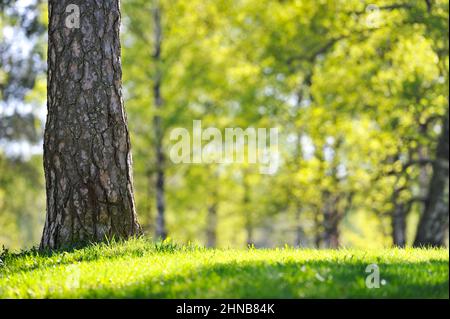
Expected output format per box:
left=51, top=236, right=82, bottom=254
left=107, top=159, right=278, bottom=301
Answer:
left=0, top=238, right=448, bottom=299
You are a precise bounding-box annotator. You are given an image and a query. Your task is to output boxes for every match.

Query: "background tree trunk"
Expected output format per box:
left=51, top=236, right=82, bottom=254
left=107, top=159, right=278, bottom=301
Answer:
left=414, top=111, right=449, bottom=247
left=294, top=206, right=304, bottom=247
left=322, top=208, right=340, bottom=248
left=392, top=203, right=407, bottom=247
left=391, top=183, right=407, bottom=247
left=206, top=199, right=218, bottom=248
left=206, top=167, right=220, bottom=248
left=152, top=2, right=167, bottom=240
left=243, top=173, right=253, bottom=247
left=41, top=0, right=140, bottom=249
left=313, top=207, right=322, bottom=248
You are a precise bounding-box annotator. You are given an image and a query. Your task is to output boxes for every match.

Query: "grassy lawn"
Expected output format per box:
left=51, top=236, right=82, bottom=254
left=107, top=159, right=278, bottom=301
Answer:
left=0, top=238, right=448, bottom=299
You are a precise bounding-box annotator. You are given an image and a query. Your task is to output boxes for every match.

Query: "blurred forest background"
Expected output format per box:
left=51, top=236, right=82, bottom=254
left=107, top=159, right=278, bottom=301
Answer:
left=1, top=0, right=448, bottom=250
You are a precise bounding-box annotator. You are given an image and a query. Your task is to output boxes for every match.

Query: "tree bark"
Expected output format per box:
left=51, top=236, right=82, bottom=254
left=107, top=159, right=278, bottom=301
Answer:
left=390, top=182, right=407, bottom=247
left=41, top=0, right=140, bottom=249
left=313, top=207, right=322, bottom=248
left=152, top=3, right=167, bottom=240
left=321, top=139, right=345, bottom=249
left=392, top=202, right=407, bottom=247
left=414, top=111, right=449, bottom=247
left=322, top=200, right=340, bottom=249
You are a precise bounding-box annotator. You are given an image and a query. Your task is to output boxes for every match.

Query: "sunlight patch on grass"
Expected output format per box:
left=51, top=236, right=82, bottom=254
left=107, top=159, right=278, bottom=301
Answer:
left=0, top=238, right=448, bottom=298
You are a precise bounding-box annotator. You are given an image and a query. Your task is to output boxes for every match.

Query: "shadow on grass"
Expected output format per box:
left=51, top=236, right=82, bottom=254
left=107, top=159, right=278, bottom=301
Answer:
left=82, top=259, right=449, bottom=299
left=0, top=239, right=198, bottom=274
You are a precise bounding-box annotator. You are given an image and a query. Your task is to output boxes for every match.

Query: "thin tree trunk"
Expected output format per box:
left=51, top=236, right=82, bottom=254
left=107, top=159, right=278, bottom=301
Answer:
left=322, top=205, right=340, bottom=249
left=245, top=220, right=254, bottom=247
left=392, top=202, right=407, bottom=247
left=322, top=191, right=353, bottom=249
left=391, top=182, right=407, bottom=247
left=152, top=3, right=166, bottom=240
left=243, top=173, right=253, bottom=247
left=142, top=169, right=154, bottom=234
left=313, top=207, right=322, bottom=248
left=293, top=132, right=304, bottom=247
left=41, top=0, right=140, bottom=249
left=321, top=139, right=344, bottom=249
left=206, top=195, right=218, bottom=248
left=294, top=205, right=303, bottom=247
left=418, top=124, right=430, bottom=196
left=414, top=111, right=449, bottom=247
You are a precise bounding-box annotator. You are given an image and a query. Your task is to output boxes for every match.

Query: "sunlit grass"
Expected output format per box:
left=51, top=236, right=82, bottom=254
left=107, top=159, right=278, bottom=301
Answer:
left=0, top=238, right=448, bottom=298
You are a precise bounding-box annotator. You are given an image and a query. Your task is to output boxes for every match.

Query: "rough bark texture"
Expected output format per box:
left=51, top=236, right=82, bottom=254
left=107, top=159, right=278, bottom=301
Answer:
left=41, top=0, right=140, bottom=249
left=414, top=111, right=449, bottom=247
left=152, top=4, right=167, bottom=240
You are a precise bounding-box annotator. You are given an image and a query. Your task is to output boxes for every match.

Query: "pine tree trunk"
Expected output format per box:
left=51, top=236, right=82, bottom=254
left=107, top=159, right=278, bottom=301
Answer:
left=414, top=111, right=449, bottom=247
left=41, top=0, right=140, bottom=249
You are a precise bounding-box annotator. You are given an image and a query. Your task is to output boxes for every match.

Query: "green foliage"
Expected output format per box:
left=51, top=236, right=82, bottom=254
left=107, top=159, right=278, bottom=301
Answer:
left=0, top=155, right=45, bottom=249
left=1, top=0, right=449, bottom=249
